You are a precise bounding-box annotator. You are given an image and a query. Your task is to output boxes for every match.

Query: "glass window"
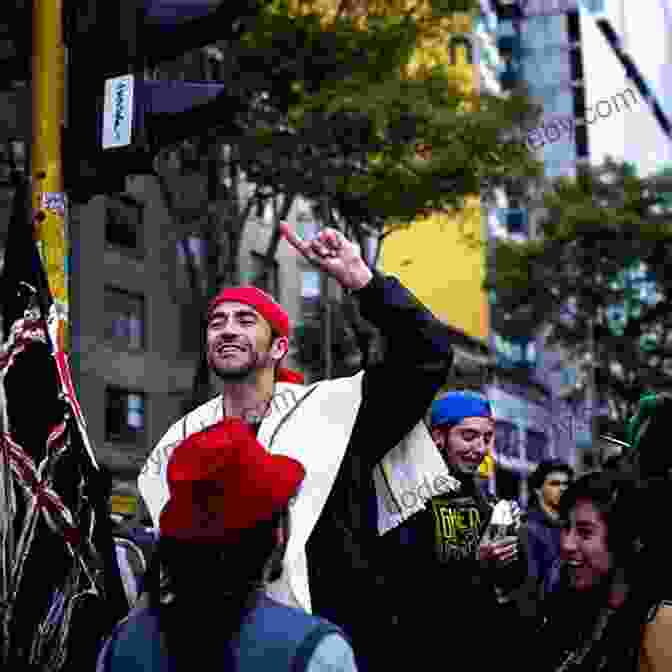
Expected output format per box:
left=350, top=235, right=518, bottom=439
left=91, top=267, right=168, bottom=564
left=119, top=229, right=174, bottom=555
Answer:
left=176, top=236, right=209, bottom=298
left=296, top=213, right=319, bottom=241
left=505, top=208, right=528, bottom=235
left=106, top=195, right=144, bottom=254
left=301, top=270, right=321, bottom=298
left=0, top=141, right=26, bottom=185
left=301, top=270, right=321, bottom=319
left=520, top=14, right=568, bottom=49
left=104, top=287, right=145, bottom=350
left=105, top=387, right=145, bottom=446
left=525, top=340, right=537, bottom=364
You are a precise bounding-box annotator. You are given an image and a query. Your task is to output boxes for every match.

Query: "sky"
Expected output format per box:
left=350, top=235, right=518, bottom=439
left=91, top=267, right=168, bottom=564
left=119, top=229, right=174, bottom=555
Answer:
left=579, top=0, right=672, bottom=176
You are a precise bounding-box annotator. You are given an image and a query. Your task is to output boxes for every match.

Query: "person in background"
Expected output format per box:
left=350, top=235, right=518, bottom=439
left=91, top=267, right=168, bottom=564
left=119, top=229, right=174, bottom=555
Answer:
left=97, top=418, right=357, bottom=671
left=535, top=471, right=672, bottom=671
left=525, top=460, right=574, bottom=600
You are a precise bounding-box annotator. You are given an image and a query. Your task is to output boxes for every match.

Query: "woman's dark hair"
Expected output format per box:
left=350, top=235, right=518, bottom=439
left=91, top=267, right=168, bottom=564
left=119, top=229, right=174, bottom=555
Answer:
left=557, top=471, right=665, bottom=612
left=147, top=508, right=288, bottom=666
left=559, top=471, right=641, bottom=568
left=529, top=459, right=574, bottom=498
left=545, top=471, right=665, bottom=668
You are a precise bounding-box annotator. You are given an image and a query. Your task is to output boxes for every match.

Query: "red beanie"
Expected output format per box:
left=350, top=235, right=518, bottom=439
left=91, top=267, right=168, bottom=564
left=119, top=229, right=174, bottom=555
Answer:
left=208, top=286, right=289, bottom=337
left=208, top=286, right=304, bottom=385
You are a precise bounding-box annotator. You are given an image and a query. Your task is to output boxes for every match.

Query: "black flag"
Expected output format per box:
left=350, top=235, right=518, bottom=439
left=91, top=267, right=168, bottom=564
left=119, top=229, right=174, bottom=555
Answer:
left=0, top=173, right=128, bottom=670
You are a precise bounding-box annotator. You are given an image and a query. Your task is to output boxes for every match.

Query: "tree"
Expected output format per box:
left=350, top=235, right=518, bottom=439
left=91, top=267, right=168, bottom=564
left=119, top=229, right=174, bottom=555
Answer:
left=487, top=158, right=672, bottom=422
left=147, top=0, right=541, bottom=403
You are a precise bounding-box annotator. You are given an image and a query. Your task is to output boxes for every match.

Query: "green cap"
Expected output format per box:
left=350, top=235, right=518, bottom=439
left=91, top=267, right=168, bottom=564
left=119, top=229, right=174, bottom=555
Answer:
left=627, top=392, right=660, bottom=453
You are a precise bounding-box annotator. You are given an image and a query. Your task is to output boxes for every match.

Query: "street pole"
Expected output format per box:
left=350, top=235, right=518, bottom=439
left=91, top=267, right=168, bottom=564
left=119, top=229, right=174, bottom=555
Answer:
left=587, top=314, right=599, bottom=463
left=32, top=0, right=69, bottom=351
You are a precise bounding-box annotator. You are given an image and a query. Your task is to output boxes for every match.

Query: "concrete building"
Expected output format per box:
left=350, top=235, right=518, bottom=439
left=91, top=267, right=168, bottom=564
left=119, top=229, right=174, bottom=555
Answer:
left=0, top=142, right=321, bottom=516
left=68, top=178, right=322, bottom=515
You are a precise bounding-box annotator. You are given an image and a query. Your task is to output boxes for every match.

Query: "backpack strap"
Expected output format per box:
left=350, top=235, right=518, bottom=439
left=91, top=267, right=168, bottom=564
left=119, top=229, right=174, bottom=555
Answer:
left=291, top=623, right=347, bottom=672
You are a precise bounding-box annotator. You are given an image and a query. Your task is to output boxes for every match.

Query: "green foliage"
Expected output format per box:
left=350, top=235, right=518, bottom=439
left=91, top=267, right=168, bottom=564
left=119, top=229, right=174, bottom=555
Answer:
left=487, top=159, right=672, bottom=415
left=181, top=0, right=541, bottom=235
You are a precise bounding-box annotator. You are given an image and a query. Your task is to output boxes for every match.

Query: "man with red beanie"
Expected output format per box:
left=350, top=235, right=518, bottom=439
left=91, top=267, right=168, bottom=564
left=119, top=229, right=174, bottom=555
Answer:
left=99, top=418, right=357, bottom=671
left=138, top=222, right=454, bottom=670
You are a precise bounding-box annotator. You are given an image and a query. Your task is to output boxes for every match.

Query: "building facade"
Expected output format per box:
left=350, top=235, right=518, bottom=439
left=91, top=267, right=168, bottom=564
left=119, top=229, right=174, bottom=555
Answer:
left=67, top=174, right=316, bottom=516
left=475, top=0, right=590, bottom=501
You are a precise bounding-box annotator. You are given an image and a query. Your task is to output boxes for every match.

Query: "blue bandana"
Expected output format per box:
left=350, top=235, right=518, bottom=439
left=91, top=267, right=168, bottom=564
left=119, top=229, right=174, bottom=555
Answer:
left=430, top=391, right=493, bottom=429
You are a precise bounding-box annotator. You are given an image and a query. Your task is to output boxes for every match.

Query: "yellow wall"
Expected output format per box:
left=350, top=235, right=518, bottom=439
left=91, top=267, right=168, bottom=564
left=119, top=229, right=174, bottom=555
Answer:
left=380, top=198, right=489, bottom=341
left=285, top=3, right=489, bottom=342
left=380, top=12, right=489, bottom=343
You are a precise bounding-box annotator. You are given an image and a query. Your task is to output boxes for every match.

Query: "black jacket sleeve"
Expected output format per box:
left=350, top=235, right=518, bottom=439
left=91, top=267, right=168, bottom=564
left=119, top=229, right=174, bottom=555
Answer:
left=350, top=271, right=454, bottom=472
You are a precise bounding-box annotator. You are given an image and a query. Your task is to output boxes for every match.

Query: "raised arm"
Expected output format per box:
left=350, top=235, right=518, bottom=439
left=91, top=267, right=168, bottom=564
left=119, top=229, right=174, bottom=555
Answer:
left=352, top=271, right=454, bottom=469
left=280, top=220, right=453, bottom=471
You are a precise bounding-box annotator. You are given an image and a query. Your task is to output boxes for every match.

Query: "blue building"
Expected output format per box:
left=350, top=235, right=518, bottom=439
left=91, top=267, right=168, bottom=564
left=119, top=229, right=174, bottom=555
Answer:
left=475, top=0, right=593, bottom=502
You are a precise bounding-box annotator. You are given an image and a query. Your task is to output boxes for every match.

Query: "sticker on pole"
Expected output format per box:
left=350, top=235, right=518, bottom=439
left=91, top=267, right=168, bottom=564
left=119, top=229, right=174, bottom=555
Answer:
left=41, top=192, right=67, bottom=217
left=102, top=74, right=134, bottom=149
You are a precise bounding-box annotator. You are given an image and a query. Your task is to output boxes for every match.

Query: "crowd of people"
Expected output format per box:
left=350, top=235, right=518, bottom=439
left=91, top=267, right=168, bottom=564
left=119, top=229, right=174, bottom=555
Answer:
left=99, top=223, right=672, bottom=671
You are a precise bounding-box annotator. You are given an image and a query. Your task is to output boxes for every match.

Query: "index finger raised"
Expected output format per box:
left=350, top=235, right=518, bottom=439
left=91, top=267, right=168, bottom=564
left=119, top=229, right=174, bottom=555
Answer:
left=279, top=220, right=309, bottom=254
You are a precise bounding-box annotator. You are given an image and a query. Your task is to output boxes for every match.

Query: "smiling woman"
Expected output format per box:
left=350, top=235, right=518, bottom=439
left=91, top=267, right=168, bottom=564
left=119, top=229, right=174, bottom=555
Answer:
left=534, top=472, right=672, bottom=671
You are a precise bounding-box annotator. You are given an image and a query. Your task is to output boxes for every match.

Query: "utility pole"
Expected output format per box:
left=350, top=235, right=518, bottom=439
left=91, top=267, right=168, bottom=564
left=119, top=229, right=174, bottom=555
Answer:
left=32, top=0, right=68, bottom=351
left=587, top=314, right=599, bottom=461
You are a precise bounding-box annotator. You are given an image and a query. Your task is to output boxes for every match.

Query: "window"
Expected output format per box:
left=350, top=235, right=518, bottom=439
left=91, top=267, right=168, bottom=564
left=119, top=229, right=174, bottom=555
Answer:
left=495, top=420, right=519, bottom=459
left=296, top=213, right=319, bottom=241
left=561, top=367, right=577, bottom=388
left=104, top=288, right=145, bottom=349
left=525, top=428, right=549, bottom=464
left=0, top=141, right=26, bottom=185
left=176, top=236, right=208, bottom=295
left=105, top=195, right=144, bottom=254
left=504, top=208, right=528, bottom=235
left=301, top=270, right=321, bottom=319
left=106, top=387, right=145, bottom=446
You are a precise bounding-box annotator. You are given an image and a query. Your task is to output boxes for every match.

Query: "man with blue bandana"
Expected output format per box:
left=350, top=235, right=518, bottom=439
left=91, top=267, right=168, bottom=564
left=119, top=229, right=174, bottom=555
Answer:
left=381, top=391, right=527, bottom=667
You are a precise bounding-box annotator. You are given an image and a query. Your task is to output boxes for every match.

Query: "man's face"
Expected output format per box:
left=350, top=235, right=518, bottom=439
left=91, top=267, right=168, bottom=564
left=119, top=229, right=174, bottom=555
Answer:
left=561, top=498, right=613, bottom=592
left=538, top=470, right=571, bottom=511
left=432, top=416, right=495, bottom=476
left=206, top=302, right=287, bottom=380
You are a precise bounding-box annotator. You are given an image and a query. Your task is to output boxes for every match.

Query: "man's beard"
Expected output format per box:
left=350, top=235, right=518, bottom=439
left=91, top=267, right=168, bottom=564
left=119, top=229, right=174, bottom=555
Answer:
left=209, top=347, right=272, bottom=381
